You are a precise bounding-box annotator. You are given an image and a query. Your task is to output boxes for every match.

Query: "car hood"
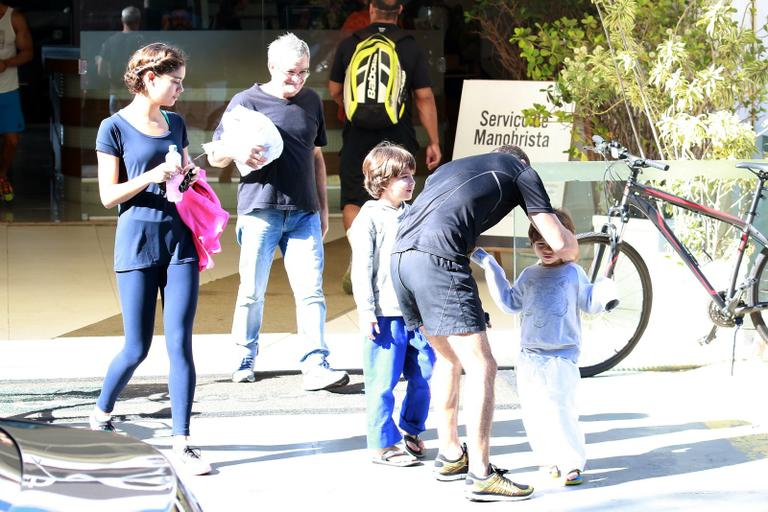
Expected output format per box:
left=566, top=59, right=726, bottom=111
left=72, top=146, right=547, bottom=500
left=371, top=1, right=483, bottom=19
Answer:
left=0, top=418, right=198, bottom=512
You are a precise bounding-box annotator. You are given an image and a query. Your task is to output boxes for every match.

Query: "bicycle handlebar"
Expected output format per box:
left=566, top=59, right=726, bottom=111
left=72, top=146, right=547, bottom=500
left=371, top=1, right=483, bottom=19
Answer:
left=643, top=158, right=671, bottom=171
left=590, top=136, right=670, bottom=171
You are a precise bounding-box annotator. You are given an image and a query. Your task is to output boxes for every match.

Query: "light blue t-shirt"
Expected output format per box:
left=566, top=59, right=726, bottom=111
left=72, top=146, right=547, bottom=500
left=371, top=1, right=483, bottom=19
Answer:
left=95, top=111, right=197, bottom=271
left=476, top=254, right=616, bottom=363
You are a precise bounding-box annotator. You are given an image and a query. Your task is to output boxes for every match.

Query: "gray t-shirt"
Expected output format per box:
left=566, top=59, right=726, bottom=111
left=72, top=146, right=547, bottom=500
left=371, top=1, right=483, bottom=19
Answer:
left=213, top=84, right=328, bottom=215
left=477, top=255, right=615, bottom=363
left=348, top=200, right=409, bottom=320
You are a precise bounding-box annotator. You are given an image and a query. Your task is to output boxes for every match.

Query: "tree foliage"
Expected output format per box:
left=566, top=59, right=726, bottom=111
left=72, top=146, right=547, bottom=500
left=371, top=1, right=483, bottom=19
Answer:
left=464, top=0, right=596, bottom=79
left=510, top=0, right=768, bottom=160
left=503, top=0, right=768, bottom=260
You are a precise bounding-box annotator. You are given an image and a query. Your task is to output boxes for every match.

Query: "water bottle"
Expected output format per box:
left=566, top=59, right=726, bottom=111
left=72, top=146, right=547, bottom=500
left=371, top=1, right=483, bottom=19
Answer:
left=165, top=144, right=184, bottom=203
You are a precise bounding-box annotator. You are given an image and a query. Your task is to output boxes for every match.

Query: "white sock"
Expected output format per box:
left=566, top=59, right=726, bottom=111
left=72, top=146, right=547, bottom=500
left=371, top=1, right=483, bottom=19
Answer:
left=173, top=435, right=189, bottom=452
left=91, top=408, right=111, bottom=422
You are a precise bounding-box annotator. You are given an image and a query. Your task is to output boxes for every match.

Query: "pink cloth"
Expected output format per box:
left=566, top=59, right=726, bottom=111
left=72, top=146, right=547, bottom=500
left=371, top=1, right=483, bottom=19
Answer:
left=175, top=169, right=230, bottom=272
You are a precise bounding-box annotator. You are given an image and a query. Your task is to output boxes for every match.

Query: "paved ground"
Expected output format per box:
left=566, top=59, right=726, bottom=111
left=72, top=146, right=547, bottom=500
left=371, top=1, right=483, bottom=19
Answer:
left=3, top=361, right=767, bottom=511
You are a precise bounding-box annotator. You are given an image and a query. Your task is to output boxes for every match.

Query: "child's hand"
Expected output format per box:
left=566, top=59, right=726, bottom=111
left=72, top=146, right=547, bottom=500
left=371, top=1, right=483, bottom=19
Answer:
left=470, top=247, right=491, bottom=266
left=358, top=312, right=380, bottom=340
left=360, top=321, right=380, bottom=340
left=594, top=276, right=620, bottom=311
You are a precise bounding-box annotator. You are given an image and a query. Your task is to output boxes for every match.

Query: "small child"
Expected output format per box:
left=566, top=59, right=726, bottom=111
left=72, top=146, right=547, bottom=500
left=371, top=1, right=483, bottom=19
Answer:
left=471, top=209, right=616, bottom=486
left=348, top=142, right=436, bottom=467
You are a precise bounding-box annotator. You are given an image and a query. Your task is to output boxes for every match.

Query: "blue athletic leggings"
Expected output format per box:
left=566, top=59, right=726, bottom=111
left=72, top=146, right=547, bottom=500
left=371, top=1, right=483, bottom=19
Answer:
left=97, top=262, right=199, bottom=436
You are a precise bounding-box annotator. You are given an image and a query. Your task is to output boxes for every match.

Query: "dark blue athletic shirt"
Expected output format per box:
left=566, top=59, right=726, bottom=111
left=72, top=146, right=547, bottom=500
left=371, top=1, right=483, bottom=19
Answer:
left=393, top=152, right=555, bottom=263
left=95, top=111, right=198, bottom=271
left=213, top=84, right=328, bottom=215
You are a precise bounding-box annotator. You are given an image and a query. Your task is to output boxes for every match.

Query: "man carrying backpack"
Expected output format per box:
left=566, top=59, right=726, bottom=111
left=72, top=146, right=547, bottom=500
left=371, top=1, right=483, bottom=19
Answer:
left=328, top=0, right=441, bottom=291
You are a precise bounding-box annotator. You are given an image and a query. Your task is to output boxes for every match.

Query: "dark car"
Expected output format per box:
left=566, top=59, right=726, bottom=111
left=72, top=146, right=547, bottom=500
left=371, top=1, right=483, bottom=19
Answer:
left=0, top=418, right=202, bottom=511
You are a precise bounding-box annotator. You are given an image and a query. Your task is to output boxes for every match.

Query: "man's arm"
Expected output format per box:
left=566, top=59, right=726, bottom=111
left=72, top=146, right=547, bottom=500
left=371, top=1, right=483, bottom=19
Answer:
left=95, top=55, right=106, bottom=78
left=0, top=10, right=33, bottom=73
left=313, top=147, right=329, bottom=238
left=205, top=139, right=266, bottom=170
left=328, top=80, right=343, bottom=108
left=529, top=211, right=579, bottom=261
left=205, top=141, right=235, bottom=168
left=413, top=87, right=441, bottom=171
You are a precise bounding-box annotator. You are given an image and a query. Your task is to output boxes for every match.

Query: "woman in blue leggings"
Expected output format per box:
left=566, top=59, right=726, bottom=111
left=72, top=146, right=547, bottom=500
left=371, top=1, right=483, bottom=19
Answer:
left=90, top=42, right=210, bottom=475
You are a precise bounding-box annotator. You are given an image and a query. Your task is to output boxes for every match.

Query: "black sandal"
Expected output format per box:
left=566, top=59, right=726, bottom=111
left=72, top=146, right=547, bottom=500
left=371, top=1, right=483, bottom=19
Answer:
left=403, top=434, right=426, bottom=459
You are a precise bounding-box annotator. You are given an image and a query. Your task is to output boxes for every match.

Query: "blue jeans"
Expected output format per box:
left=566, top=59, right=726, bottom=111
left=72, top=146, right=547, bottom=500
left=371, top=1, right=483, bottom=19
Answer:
left=363, top=317, right=435, bottom=449
left=232, top=208, right=328, bottom=367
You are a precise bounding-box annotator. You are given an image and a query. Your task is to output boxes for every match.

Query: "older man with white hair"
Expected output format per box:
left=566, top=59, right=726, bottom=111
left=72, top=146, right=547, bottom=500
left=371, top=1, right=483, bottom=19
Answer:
left=208, top=33, right=349, bottom=391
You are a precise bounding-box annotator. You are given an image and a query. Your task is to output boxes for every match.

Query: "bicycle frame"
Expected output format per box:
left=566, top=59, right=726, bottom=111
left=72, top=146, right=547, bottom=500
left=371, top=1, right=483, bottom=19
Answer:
left=604, top=167, right=768, bottom=315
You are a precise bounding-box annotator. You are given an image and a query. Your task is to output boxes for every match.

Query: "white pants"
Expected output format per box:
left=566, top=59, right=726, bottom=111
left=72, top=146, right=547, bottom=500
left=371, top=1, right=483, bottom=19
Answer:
left=516, top=351, right=586, bottom=472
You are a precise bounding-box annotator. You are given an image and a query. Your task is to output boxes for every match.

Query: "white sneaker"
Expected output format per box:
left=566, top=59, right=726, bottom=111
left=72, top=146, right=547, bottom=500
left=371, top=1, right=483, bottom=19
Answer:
left=175, top=446, right=212, bottom=476
left=89, top=409, right=116, bottom=433
left=232, top=355, right=256, bottom=383
left=302, top=360, right=349, bottom=391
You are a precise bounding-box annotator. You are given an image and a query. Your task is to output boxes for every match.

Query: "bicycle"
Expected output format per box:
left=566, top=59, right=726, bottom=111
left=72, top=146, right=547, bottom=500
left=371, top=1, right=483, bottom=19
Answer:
left=575, top=136, right=768, bottom=377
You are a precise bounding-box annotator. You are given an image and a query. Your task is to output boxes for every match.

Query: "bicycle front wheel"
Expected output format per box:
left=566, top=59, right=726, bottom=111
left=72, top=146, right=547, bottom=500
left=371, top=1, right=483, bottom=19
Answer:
left=576, top=233, right=653, bottom=377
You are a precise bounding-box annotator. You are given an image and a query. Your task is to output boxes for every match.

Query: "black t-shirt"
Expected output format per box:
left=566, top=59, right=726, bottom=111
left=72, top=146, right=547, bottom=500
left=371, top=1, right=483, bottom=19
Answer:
left=393, top=152, right=555, bottom=263
left=329, top=23, right=432, bottom=139
left=213, top=84, right=328, bottom=214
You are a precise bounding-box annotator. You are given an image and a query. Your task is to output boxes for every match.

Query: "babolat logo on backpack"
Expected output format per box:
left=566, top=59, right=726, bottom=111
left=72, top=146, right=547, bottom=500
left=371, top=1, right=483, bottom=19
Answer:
left=343, top=28, right=409, bottom=130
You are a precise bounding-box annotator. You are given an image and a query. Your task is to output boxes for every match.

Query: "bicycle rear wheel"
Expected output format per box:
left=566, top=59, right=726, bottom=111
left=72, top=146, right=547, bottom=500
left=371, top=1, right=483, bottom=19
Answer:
left=748, top=248, right=768, bottom=341
left=576, top=233, right=653, bottom=377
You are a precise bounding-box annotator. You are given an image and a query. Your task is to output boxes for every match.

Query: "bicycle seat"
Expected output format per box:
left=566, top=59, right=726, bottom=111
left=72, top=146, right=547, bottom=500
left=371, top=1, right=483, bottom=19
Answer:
left=736, top=162, right=768, bottom=173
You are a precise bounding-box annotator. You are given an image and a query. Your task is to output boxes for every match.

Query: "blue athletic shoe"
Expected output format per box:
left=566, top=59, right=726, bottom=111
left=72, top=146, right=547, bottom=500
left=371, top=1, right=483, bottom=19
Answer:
left=232, top=355, right=255, bottom=383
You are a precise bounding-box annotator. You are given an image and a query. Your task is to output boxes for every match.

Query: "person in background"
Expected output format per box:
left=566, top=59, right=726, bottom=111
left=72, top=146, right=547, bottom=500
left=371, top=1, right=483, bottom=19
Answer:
left=207, top=33, right=350, bottom=392
left=96, top=6, right=146, bottom=114
left=0, top=2, right=32, bottom=202
left=91, top=42, right=210, bottom=476
left=340, top=0, right=370, bottom=31
left=328, top=0, right=441, bottom=293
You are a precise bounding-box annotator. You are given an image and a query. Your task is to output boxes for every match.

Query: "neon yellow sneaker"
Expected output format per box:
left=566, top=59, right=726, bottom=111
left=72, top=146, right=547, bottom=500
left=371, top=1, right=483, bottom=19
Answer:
left=433, top=442, right=469, bottom=481
left=465, top=464, right=534, bottom=502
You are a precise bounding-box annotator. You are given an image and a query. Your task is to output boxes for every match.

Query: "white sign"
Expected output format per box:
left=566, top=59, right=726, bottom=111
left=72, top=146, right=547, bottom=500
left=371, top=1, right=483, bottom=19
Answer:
left=453, top=80, right=573, bottom=162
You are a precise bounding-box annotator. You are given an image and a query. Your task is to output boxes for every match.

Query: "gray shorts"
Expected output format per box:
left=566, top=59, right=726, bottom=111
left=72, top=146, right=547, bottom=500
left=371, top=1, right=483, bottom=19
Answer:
left=391, top=250, right=486, bottom=337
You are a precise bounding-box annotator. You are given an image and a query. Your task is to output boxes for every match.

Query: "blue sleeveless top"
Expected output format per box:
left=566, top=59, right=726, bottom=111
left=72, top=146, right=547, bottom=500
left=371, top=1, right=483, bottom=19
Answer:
left=96, top=111, right=198, bottom=271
